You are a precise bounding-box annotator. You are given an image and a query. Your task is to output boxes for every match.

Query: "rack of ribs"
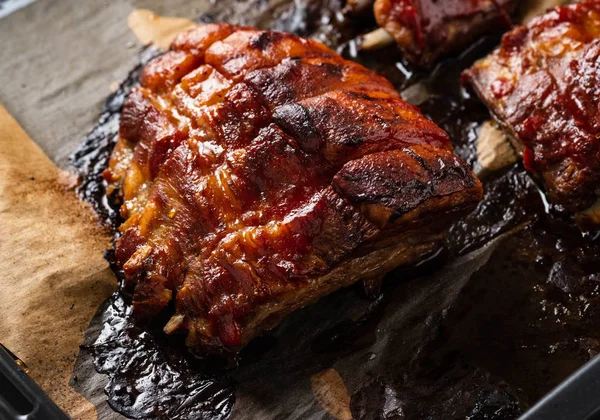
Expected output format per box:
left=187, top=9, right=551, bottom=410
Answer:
left=365, top=0, right=514, bottom=66
left=103, top=23, right=483, bottom=354
left=464, top=0, right=600, bottom=225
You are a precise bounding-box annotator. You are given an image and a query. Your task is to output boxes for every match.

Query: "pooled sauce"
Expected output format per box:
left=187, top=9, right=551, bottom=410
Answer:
left=72, top=1, right=600, bottom=418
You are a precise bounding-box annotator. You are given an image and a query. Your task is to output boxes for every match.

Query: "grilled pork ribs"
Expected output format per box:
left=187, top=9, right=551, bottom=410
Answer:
left=374, top=0, right=514, bottom=66
left=104, top=23, right=482, bottom=354
left=464, top=0, right=600, bottom=223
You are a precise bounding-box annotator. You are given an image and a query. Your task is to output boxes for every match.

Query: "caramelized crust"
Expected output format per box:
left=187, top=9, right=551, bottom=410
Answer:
left=104, top=23, right=482, bottom=353
left=464, top=0, right=600, bottom=212
left=374, top=0, right=514, bottom=66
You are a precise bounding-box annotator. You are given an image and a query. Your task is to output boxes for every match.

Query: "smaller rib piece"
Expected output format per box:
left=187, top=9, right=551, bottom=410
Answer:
left=464, top=0, right=600, bottom=213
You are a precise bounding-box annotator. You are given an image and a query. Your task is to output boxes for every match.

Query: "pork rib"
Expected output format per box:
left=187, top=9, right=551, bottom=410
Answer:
left=464, top=0, right=600, bottom=215
left=104, top=23, right=482, bottom=354
left=374, top=0, right=514, bottom=66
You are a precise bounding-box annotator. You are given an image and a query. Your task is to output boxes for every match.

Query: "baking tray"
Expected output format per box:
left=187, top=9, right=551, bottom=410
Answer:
left=520, top=354, right=600, bottom=420
left=2, top=1, right=600, bottom=419
left=0, top=345, right=69, bottom=419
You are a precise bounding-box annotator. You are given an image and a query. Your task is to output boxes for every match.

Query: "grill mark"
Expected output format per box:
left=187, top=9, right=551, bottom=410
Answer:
left=272, top=103, right=322, bottom=153
left=404, top=146, right=433, bottom=176
left=249, top=31, right=286, bottom=51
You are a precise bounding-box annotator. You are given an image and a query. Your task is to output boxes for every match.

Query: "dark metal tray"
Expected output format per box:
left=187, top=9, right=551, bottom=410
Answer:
left=2, top=344, right=600, bottom=419
left=2, top=1, right=600, bottom=419
left=0, top=345, right=68, bottom=419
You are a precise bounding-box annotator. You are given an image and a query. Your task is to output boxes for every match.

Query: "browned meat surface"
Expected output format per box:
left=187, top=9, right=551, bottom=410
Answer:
left=104, top=23, right=482, bottom=354
left=464, top=0, right=600, bottom=214
left=374, top=0, right=514, bottom=66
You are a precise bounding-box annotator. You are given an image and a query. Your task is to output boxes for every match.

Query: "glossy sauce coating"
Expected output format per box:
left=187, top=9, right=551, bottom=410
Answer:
left=465, top=0, right=600, bottom=212
left=104, top=23, right=482, bottom=353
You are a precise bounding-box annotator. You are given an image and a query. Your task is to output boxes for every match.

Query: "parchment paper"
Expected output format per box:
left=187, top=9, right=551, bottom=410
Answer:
left=0, top=104, right=115, bottom=419
left=0, top=0, right=574, bottom=419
